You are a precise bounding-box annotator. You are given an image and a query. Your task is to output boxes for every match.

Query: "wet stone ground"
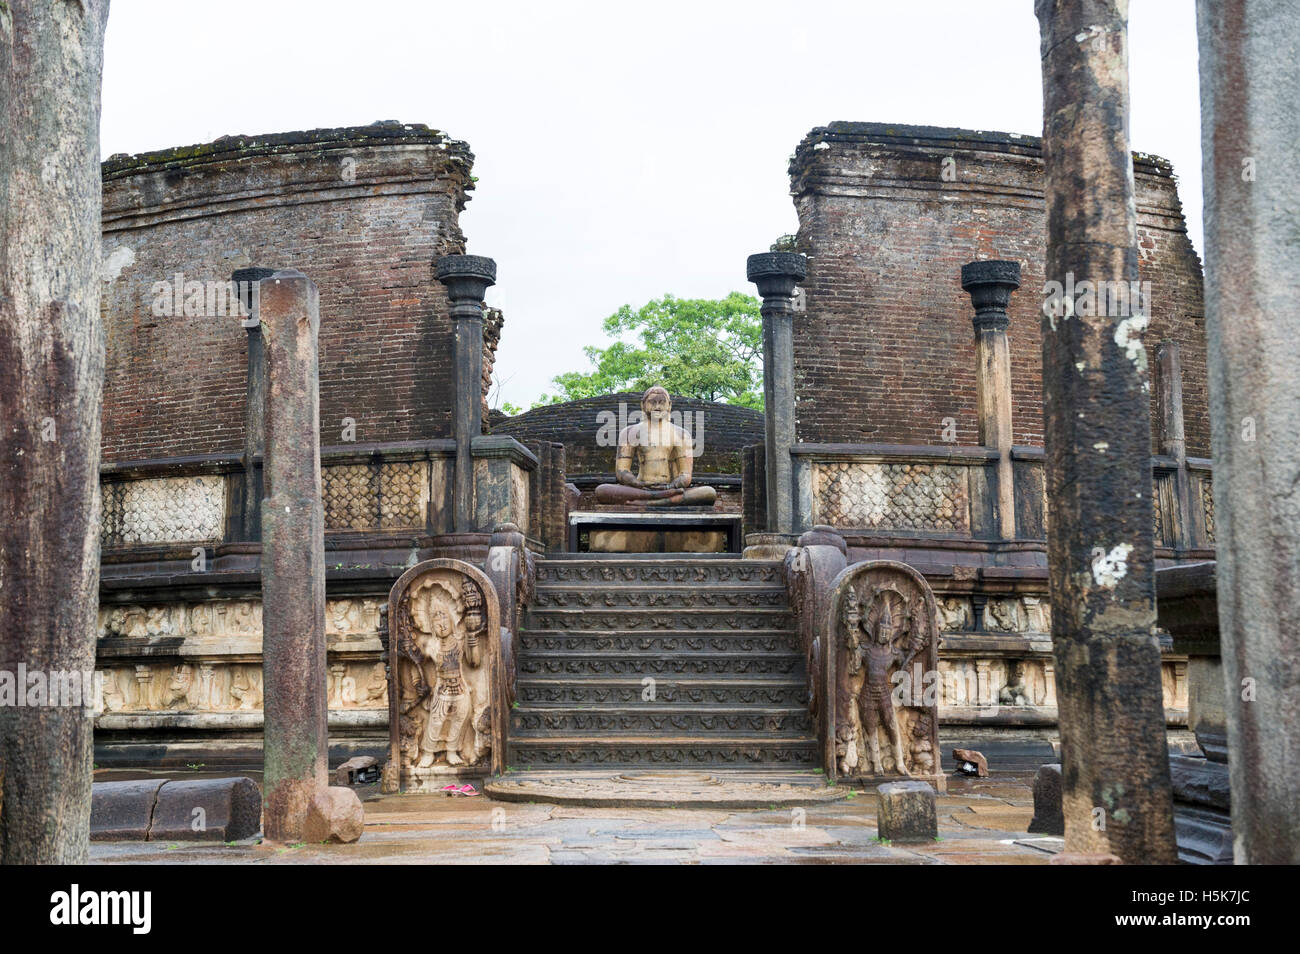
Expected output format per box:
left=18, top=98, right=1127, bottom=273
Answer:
left=90, top=771, right=1062, bottom=865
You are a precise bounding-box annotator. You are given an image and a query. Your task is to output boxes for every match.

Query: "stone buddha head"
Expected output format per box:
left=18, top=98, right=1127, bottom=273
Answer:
left=641, top=386, right=672, bottom=424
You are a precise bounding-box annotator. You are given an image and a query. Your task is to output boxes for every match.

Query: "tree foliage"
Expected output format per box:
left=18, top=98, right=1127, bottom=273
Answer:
left=539, top=292, right=763, bottom=409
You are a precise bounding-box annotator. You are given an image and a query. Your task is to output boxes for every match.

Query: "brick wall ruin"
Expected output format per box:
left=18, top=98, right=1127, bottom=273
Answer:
left=99, top=122, right=477, bottom=463
left=790, top=122, right=1208, bottom=457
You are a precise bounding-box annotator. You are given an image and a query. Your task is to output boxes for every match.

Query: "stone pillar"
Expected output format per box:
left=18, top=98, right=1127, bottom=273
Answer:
left=746, top=252, right=806, bottom=535
left=259, top=268, right=328, bottom=843
left=234, top=266, right=276, bottom=542
left=1197, top=0, right=1300, bottom=865
left=436, top=254, right=497, bottom=533
left=1036, top=0, right=1177, bottom=863
left=1156, top=342, right=1192, bottom=550
left=961, top=260, right=1021, bottom=540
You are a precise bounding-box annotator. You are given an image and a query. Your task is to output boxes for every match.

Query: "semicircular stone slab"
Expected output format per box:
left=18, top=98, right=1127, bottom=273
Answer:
left=484, top=770, right=849, bottom=809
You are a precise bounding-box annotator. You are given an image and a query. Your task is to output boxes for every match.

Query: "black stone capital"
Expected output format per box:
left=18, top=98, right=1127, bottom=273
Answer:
left=436, top=254, right=497, bottom=313
left=232, top=266, right=277, bottom=317
left=746, top=251, right=807, bottom=302
left=960, top=260, right=1021, bottom=331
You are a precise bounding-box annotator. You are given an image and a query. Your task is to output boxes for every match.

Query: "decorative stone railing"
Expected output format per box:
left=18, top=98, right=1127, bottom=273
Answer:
left=793, top=444, right=997, bottom=538
left=99, top=437, right=539, bottom=550
left=786, top=442, right=1214, bottom=556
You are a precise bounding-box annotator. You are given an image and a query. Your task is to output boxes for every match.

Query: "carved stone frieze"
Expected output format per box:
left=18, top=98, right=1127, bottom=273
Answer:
left=98, top=598, right=383, bottom=640
left=933, top=595, right=1051, bottom=634
left=95, top=659, right=388, bottom=713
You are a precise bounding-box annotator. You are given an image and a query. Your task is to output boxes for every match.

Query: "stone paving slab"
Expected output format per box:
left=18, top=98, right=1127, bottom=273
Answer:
left=90, top=769, right=1052, bottom=865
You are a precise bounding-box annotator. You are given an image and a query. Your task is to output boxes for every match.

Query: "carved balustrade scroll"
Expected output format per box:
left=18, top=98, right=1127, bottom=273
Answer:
left=383, top=558, right=504, bottom=792
left=781, top=528, right=848, bottom=776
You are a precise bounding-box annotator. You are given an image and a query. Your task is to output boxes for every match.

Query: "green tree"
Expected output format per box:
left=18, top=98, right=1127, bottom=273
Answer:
left=541, top=292, right=764, bottom=409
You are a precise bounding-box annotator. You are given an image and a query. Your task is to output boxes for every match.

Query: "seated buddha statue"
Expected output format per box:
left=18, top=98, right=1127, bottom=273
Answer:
left=594, top=387, right=717, bottom=507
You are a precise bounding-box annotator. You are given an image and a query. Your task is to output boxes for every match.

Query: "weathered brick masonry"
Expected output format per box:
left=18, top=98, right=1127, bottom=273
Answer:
left=790, top=122, right=1208, bottom=455
left=100, top=123, right=478, bottom=463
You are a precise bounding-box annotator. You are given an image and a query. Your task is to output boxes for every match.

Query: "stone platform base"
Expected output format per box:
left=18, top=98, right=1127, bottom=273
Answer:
left=569, top=511, right=742, bottom=553
left=484, top=769, right=849, bottom=809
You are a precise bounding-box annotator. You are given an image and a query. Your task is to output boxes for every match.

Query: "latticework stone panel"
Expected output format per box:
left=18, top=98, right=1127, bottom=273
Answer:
left=812, top=462, right=970, bottom=532
left=323, top=461, right=427, bottom=531
left=101, top=475, right=225, bottom=546
left=378, top=461, right=429, bottom=528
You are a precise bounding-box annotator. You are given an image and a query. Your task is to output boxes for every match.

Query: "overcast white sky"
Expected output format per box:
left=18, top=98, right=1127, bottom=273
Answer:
left=101, top=0, right=1203, bottom=408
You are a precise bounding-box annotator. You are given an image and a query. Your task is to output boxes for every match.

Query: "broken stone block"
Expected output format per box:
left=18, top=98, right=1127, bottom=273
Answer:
left=302, top=786, right=365, bottom=844
left=90, top=779, right=168, bottom=842
left=876, top=781, right=937, bottom=843
left=1028, top=763, right=1064, bottom=835
left=91, top=776, right=262, bottom=842
left=334, top=755, right=380, bottom=787
left=150, top=777, right=262, bottom=842
left=952, top=748, right=988, bottom=777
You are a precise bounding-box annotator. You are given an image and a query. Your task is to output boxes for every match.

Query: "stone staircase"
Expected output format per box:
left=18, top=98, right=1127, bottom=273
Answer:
left=509, top=556, right=819, bottom=768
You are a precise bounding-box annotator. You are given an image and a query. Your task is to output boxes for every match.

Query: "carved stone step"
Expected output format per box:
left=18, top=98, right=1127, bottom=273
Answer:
left=511, top=706, right=815, bottom=736
left=514, top=677, right=810, bottom=707
left=517, top=652, right=803, bottom=677
left=508, top=736, right=820, bottom=768
left=523, top=608, right=794, bottom=632
left=535, top=560, right=783, bottom=586
left=531, top=586, right=788, bottom=609
left=517, top=631, right=799, bottom=654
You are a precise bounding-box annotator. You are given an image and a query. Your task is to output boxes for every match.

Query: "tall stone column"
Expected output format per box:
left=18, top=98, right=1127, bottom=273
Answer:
left=436, top=255, right=497, bottom=533
left=1197, top=0, right=1300, bottom=865
left=259, top=269, right=328, bottom=843
left=746, top=252, right=806, bottom=535
left=1036, top=0, right=1177, bottom=863
left=961, top=260, right=1021, bottom=540
left=234, top=266, right=276, bottom=542
left=0, top=0, right=111, bottom=865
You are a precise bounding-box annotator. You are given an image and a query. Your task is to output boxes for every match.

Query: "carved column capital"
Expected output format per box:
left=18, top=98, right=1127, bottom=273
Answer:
left=436, top=254, right=497, bottom=319
left=960, top=260, right=1021, bottom=332
left=746, top=252, right=807, bottom=311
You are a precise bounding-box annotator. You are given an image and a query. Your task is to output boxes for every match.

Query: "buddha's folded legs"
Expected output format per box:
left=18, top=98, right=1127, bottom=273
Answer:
left=594, top=483, right=717, bottom=506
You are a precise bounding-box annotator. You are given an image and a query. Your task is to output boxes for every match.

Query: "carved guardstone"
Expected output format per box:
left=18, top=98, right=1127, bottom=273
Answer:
left=383, top=558, right=503, bottom=792
left=826, top=561, right=945, bottom=792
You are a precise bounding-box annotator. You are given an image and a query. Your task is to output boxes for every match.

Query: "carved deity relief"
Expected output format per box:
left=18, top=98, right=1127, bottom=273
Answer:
left=386, top=559, right=501, bottom=791
left=829, top=562, right=943, bottom=786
